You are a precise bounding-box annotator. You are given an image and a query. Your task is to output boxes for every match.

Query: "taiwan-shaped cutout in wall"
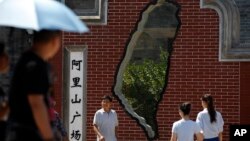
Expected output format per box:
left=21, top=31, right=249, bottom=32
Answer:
left=113, top=0, right=180, bottom=140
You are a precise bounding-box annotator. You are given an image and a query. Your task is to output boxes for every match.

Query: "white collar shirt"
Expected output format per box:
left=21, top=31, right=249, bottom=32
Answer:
left=196, top=108, right=224, bottom=139
left=172, top=119, right=202, bottom=141
left=93, top=108, right=118, bottom=141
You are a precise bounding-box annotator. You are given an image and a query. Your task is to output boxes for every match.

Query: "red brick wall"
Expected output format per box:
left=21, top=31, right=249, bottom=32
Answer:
left=51, top=0, right=242, bottom=140
left=240, top=62, right=250, bottom=124
left=49, top=47, right=63, bottom=112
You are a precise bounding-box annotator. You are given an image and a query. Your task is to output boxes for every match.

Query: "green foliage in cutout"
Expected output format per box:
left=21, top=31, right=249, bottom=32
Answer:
left=122, top=47, right=168, bottom=132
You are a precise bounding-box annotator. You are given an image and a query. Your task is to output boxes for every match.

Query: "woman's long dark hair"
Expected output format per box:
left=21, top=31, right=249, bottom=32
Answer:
left=201, top=94, right=217, bottom=123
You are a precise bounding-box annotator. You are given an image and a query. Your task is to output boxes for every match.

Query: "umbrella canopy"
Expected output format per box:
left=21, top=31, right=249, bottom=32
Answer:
left=0, top=0, right=89, bottom=33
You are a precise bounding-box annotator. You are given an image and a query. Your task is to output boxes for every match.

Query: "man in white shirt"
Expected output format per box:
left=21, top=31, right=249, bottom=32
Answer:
left=171, top=102, right=203, bottom=141
left=93, top=95, right=118, bottom=141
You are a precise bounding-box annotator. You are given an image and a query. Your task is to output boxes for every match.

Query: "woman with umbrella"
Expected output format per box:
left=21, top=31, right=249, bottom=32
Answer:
left=0, top=0, right=89, bottom=141
left=6, top=30, right=62, bottom=141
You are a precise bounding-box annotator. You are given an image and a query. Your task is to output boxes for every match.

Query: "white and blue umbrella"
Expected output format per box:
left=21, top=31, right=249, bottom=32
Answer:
left=0, top=0, right=89, bottom=33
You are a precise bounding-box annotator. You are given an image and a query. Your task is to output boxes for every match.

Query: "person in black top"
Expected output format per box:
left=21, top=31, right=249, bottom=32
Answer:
left=6, top=30, right=62, bottom=141
left=0, top=42, right=9, bottom=141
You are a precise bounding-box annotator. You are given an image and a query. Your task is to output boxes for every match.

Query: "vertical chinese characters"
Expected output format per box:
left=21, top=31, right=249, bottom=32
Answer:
left=69, top=56, right=84, bottom=141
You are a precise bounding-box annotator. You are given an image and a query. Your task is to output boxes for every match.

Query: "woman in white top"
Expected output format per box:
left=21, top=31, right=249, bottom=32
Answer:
left=171, top=102, right=203, bottom=141
left=196, top=94, right=224, bottom=141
